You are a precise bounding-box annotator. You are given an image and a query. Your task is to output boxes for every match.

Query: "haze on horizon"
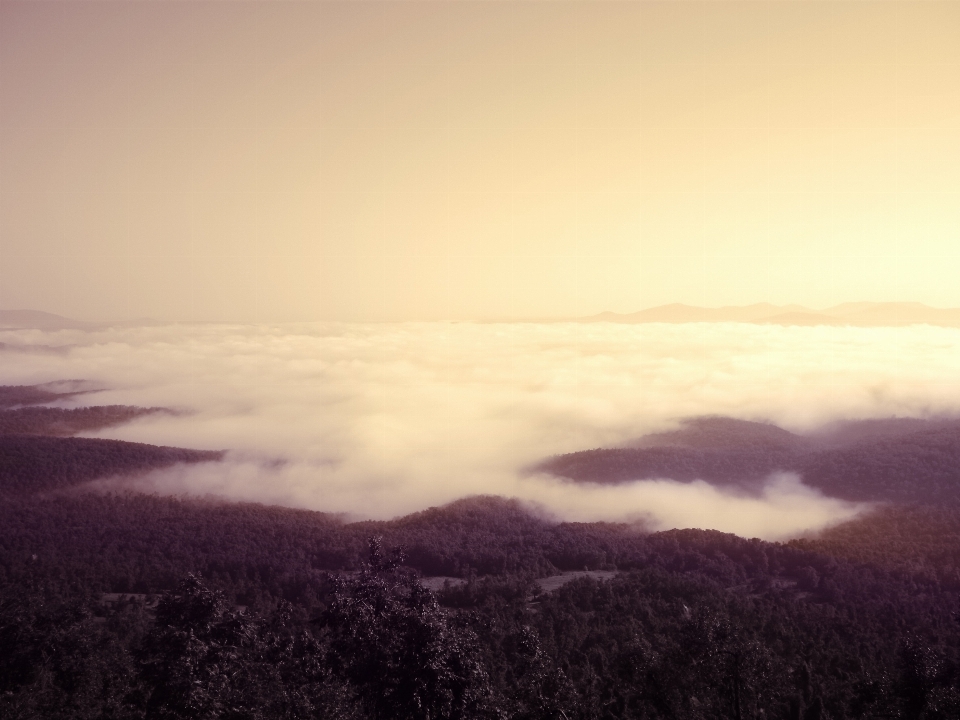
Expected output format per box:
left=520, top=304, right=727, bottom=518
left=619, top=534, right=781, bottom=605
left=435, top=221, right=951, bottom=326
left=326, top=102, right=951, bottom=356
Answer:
left=2, top=0, right=959, bottom=323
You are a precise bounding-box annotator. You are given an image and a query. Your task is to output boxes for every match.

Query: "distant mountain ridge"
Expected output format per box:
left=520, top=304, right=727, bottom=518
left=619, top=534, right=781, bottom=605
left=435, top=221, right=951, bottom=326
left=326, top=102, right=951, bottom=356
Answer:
left=0, top=309, right=158, bottom=331
left=0, top=309, right=101, bottom=330
left=585, top=302, right=960, bottom=327
left=6, top=304, right=960, bottom=328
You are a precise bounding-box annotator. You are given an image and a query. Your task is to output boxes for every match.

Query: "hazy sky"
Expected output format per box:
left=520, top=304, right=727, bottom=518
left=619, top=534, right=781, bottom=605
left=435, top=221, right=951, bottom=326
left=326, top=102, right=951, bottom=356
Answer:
left=2, top=1, right=959, bottom=322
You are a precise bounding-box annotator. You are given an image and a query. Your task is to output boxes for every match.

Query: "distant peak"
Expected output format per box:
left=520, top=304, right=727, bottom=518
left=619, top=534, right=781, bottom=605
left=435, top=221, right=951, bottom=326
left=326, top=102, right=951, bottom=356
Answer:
left=0, top=309, right=160, bottom=331
left=581, top=302, right=960, bottom=328
left=0, top=309, right=99, bottom=331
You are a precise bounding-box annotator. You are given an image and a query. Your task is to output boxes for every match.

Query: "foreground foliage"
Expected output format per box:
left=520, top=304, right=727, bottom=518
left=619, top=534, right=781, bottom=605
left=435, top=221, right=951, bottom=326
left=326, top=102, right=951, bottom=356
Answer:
left=3, top=497, right=960, bottom=719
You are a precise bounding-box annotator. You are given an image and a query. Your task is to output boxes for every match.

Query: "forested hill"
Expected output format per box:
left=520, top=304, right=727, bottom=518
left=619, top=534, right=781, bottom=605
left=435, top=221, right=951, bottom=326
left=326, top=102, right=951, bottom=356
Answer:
left=0, top=405, right=170, bottom=436
left=0, top=382, right=170, bottom=436
left=6, top=489, right=960, bottom=596
left=538, top=415, right=960, bottom=504
left=2, top=492, right=960, bottom=718
left=0, top=384, right=221, bottom=495
left=0, top=436, right=223, bottom=495
left=0, top=381, right=90, bottom=408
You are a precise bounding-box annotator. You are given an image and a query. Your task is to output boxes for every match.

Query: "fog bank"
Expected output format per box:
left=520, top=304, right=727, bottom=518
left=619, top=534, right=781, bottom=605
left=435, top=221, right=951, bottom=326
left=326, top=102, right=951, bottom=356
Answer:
left=4, top=321, right=957, bottom=538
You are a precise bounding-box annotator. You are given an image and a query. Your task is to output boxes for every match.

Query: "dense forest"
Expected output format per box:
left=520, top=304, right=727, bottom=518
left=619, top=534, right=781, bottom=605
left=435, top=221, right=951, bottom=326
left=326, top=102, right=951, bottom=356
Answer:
left=2, top=385, right=960, bottom=718
left=3, top=495, right=960, bottom=719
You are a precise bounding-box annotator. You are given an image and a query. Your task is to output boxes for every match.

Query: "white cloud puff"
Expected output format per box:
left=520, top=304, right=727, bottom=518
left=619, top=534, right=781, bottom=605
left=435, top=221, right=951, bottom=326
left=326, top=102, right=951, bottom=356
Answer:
left=4, top=321, right=959, bottom=538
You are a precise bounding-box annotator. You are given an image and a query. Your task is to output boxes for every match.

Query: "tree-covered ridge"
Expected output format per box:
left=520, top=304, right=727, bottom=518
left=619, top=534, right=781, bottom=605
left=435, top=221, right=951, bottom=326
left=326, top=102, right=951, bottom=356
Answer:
left=0, top=382, right=90, bottom=409
left=791, top=504, right=960, bottom=588
left=0, top=436, right=223, bottom=495
left=0, top=406, right=171, bottom=437
left=4, top=490, right=960, bottom=599
left=538, top=416, right=960, bottom=504
left=0, top=384, right=220, bottom=495
left=0, top=383, right=173, bottom=437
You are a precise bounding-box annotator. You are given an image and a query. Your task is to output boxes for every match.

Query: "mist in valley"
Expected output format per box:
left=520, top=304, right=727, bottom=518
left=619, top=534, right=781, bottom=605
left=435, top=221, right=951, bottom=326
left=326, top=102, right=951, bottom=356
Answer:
left=3, top=321, right=959, bottom=539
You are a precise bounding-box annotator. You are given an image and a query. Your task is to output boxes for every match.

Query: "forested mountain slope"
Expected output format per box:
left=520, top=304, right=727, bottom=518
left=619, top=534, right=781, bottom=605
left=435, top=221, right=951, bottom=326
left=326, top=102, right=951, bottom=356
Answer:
left=0, top=384, right=220, bottom=495
left=0, top=436, right=223, bottom=495
left=0, top=382, right=90, bottom=408
left=0, top=405, right=169, bottom=436
left=539, top=416, right=960, bottom=504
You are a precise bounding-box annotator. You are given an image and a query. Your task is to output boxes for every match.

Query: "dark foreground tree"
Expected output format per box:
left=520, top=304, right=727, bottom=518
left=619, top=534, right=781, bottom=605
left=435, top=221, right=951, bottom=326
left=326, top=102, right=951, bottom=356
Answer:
left=322, top=537, right=502, bottom=720
left=896, top=634, right=960, bottom=720
left=0, top=589, right=142, bottom=720
left=503, top=625, right=577, bottom=720
left=140, top=574, right=360, bottom=720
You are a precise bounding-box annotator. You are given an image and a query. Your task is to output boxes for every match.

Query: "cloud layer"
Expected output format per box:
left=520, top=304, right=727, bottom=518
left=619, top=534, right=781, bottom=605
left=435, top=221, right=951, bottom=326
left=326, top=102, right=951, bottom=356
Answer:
left=4, top=321, right=959, bottom=538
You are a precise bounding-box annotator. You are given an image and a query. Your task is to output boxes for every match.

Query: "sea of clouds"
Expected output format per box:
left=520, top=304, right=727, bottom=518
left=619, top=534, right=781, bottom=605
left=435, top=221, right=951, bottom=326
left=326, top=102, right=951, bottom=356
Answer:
left=4, top=321, right=960, bottom=539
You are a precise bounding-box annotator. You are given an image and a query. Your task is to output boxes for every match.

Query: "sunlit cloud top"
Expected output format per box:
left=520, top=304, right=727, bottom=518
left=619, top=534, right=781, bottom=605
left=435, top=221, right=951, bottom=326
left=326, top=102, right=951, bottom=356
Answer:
left=4, top=321, right=960, bottom=538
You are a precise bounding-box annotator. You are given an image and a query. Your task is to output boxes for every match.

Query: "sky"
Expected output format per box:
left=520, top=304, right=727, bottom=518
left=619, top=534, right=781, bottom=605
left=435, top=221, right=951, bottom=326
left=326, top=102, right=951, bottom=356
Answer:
left=1, top=0, right=959, bottom=322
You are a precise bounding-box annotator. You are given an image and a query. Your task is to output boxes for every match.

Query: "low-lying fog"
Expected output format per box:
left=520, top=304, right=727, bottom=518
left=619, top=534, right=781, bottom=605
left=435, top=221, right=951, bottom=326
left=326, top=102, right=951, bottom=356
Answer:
left=4, top=321, right=960, bottom=539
